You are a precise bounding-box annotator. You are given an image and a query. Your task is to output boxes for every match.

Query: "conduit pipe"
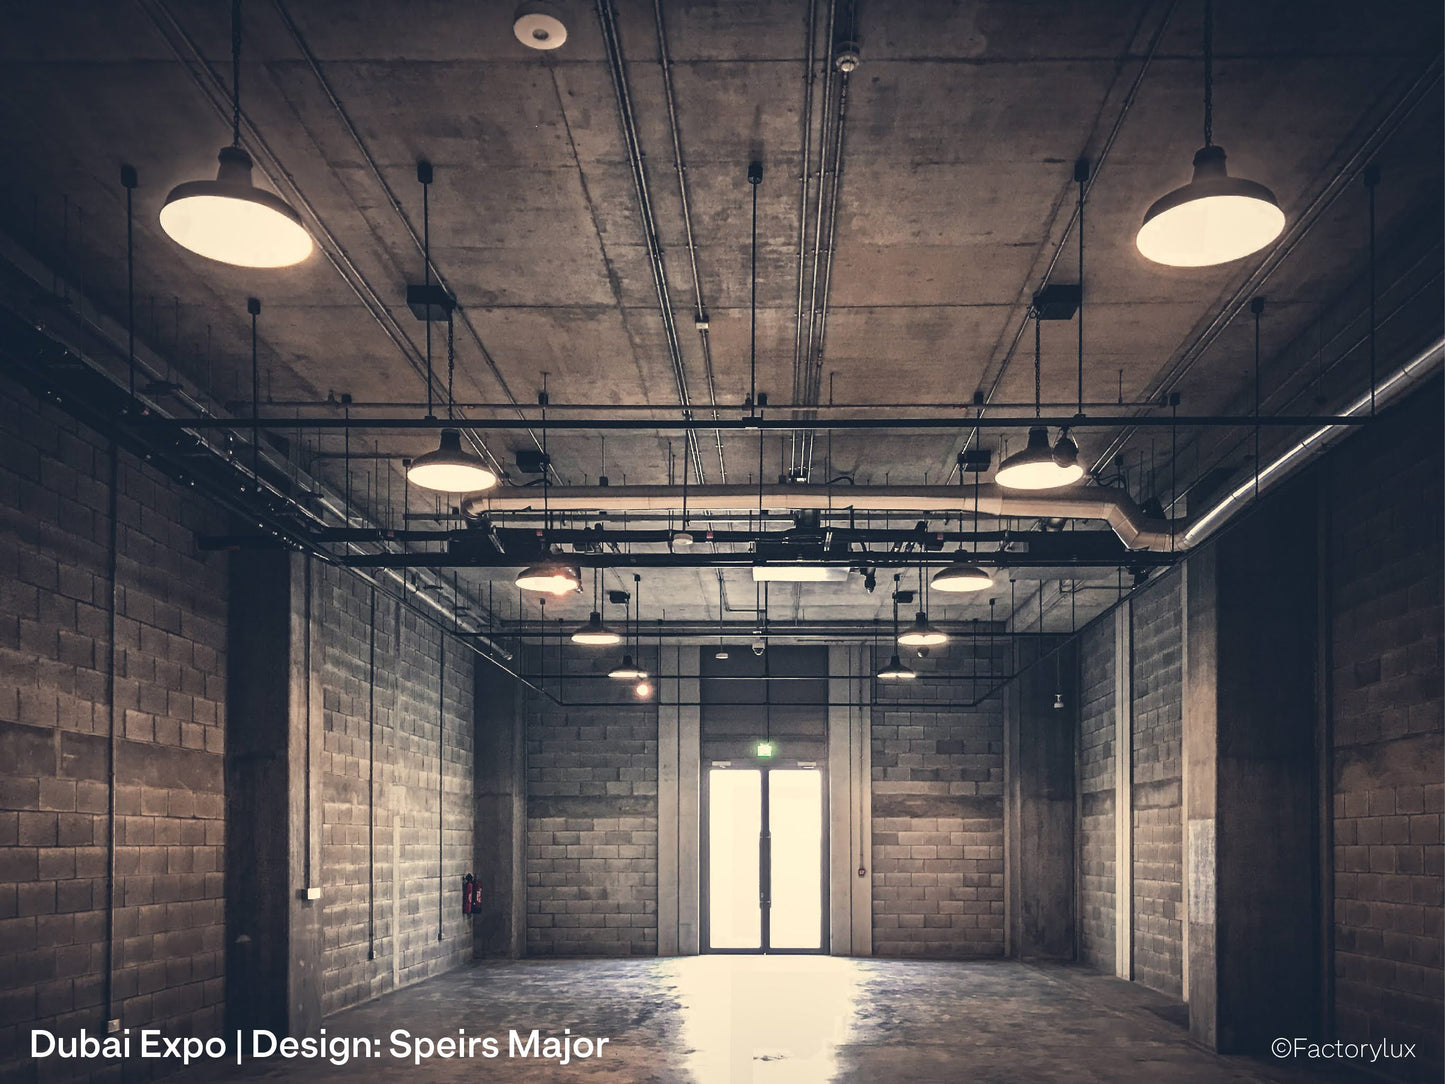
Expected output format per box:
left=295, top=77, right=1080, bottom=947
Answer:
left=1181, top=335, right=1443, bottom=544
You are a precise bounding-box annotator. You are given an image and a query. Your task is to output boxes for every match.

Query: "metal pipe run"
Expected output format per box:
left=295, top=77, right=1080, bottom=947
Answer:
left=135, top=413, right=1370, bottom=432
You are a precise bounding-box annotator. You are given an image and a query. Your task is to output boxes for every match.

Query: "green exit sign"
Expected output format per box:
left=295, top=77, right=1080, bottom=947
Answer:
left=755, top=740, right=775, bottom=758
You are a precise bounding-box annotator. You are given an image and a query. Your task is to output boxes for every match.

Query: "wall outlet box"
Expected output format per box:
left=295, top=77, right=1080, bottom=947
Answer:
left=299, top=887, right=322, bottom=901
left=107, top=1019, right=121, bottom=1034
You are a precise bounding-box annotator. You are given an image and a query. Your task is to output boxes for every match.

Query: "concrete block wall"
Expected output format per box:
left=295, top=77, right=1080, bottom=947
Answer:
left=1130, top=569, right=1184, bottom=998
left=1326, top=381, right=1443, bottom=1078
left=524, top=643, right=658, bottom=956
left=0, top=394, right=227, bottom=1078
left=1076, top=618, right=1115, bottom=971
left=316, top=567, right=473, bottom=1015
left=870, top=639, right=1006, bottom=957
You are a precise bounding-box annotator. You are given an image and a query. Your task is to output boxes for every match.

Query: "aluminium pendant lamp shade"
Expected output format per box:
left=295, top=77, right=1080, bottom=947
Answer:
left=898, top=611, right=948, bottom=648
left=406, top=429, right=498, bottom=493
left=515, top=557, right=581, bottom=596
left=160, top=147, right=314, bottom=268
left=571, top=611, right=621, bottom=646
left=608, top=655, right=647, bottom=681
left=996, top=426, right=1085, bottom=491
left=1136, top=145, right=1284, bottom=268
left=932, top=562, right=992, bottom=593
left=876, top=653, right=916, bottom=681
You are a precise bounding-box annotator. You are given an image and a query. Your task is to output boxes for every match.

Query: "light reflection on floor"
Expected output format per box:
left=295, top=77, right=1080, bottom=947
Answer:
left=666, top=956, right=860, bottom=1083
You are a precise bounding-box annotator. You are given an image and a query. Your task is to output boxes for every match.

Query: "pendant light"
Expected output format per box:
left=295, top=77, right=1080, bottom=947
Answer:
left=407, top=163, right=497, bottom=493
left=933, top=459, right=993, bottom=593
left=996, top=311, right=1086, bottom=490
left=897, top=565, right=948, bottom=648
left=672, top=445, right=694, bottom=547
left=1136, top=0, right=1284, bottom=267
left=159, top=0, right=313, bottom=268
left=608, top=575, right=648, bottom=680
left=571, top=570, right=621, bottom=646
left=876, top=594, right=916, bottom=680
left=516, top=557, right=581, bottom=597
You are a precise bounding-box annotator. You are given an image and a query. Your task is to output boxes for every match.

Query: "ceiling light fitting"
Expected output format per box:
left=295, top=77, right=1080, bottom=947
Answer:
left=159, top=0, right=313, bottom=267
left=407, top=428, right=498, bottom=493
left=1136, top=0, right=1283, bottom=266
left=876, top=653, right=916, bottom=681
left=571, top=611, right=621, bottom=646
left=515, top=556, right=580, bottom=596
left=898, top=611, right=947, bottom=648
left=514, top=0, right=567, bottom=50
left=997, top=310, right=1086, bottom=491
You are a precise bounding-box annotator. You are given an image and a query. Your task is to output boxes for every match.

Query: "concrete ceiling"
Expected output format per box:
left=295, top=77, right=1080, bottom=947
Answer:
left=0, top=0, right=1440, bottom=632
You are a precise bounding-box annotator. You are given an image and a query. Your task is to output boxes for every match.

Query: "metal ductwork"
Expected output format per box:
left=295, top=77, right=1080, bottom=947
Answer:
left=463, top=482, right=1183, bottom=551
left=460, top=334, right=1442, bottom=556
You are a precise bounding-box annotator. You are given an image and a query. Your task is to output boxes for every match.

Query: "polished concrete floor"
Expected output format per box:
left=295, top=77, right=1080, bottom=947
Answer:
left=183, top=958, right=1342, bottom=1084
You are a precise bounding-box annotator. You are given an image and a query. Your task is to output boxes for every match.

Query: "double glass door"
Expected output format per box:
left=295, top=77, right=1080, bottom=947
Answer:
left=705, top=766, right=825, bottom=952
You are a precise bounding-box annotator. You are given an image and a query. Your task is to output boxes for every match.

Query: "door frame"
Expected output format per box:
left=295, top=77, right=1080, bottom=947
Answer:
left=700, top=759, right=830, bottom=954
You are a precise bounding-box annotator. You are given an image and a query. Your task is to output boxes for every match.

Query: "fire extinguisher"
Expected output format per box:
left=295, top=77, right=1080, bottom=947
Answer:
left=471, top=878, right=482, bottom=912
left=462, top=874, right=475, bottom=916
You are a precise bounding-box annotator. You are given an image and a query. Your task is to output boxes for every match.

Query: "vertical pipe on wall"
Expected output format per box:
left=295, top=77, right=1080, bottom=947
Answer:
left=367, top=585, right=377, bottom=960
left=103, top=438, right=120, bottom=1025
left=1315, top=467, right=1336, bottom=1037
left=437, top=636, right=445, bottom=942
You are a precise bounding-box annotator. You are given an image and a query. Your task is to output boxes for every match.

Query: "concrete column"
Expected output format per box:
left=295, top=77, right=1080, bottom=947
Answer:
left=828, top=644, right=872, bottom=955
left=472, top=660, right=525, bottom=958
left=1184, top=483, right=1321, bottom=1053
left=1113, top=603, right=1134, bottom=980
left=1007, top=640, right=1078, bottom=960
left=224, top=551, right=322, bottom=1036
left=658, top=646, right=700, bottom=955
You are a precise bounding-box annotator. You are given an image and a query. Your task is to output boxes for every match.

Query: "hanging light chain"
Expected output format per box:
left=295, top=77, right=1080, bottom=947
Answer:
left=1202, top=0, right=1215, bottom=148
left=1033, top=307, right=1043, bottom=418
left=231, top=0, right=243, bottom=146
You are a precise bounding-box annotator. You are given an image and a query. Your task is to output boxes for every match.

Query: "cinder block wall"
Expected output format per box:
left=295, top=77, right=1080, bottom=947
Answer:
left=870, top=638, right=1007, bottom=957
left=1326, top=382, right=1443, bottom=1076
left=1129, top=570, right=1184, bottom=997
left=524, top=642, right=659, bottom=956
left=0, top=396, right=227, bottom=1075
left=1076, top=618, right=1116, bottom=970
left=316, top=567, right=474, bottom=1015
left=0, top=388, right=478, bottom=1078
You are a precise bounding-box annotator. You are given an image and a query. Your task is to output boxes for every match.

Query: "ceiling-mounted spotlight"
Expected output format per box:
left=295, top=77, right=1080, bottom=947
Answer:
left=751, top=638, right=767, bottom=657
left=515, top=557, right=580, bottom=596
left=571, top=611, right=621, bottom=646
left=407, top=429, right=498, bottom=493
left=1052, top=429, right=1080, bottom=470
left=159, top=3, right=312, bottom=267
left=1136, top=0, right=1283, bottom=266
left=608, top=655, right=647, bottom=681
left=932, top=563, right=993, bottom=593
left=897, top=611, right=947, bottom=648
left=876, top=653, right=916, bottom=681
left=514, top=0, right=567, bottom=49
left=996, top=426, right=1085, bottom=490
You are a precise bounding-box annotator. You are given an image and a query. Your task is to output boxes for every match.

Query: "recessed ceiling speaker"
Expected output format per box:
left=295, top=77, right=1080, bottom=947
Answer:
left=514, top=1, right=567, bottom=50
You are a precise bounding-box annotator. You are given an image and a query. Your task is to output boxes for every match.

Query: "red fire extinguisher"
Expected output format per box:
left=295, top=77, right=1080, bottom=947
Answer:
left=462, top=874, right=475, bottom=915
left=471, top=878, right=482, bottom=912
